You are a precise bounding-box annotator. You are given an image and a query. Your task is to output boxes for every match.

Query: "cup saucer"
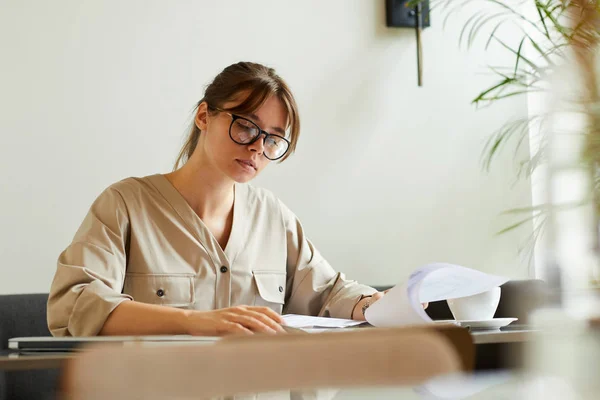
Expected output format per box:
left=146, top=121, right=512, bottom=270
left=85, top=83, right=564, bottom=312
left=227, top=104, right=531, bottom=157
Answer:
left=454, top=318, right=518, bottom=330
left=433, top=318, right=518, bottom=330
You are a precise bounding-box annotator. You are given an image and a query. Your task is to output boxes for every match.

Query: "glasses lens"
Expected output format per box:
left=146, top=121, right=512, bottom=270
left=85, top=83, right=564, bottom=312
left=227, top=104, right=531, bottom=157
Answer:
left=231, top=118, right=259, bottom=144
left=230, top=116, right=289, bottom=160
left=264, top=136, right=289, bottom=160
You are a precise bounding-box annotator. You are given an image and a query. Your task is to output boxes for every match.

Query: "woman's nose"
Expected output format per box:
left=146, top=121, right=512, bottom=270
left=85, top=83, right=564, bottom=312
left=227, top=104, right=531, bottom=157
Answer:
left=247, top=133, right=266, bottom=154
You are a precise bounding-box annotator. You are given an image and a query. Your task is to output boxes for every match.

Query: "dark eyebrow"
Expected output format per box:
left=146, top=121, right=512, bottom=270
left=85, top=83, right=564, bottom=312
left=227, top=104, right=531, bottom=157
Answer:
left=249, top=113, right=286, bottom=136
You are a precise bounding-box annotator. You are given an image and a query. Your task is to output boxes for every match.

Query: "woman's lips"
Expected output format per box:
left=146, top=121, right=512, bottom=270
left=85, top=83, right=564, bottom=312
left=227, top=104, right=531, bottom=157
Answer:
left=236, top=159, right=256, bottom=172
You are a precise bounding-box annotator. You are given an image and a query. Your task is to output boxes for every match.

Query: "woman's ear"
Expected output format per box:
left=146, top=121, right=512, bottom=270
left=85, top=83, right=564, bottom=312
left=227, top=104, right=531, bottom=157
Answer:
left=195, top=102, right=209, bottom=131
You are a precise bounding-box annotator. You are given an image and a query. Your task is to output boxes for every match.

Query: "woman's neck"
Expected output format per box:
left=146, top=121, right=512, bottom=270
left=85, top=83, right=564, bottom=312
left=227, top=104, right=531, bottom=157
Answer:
left=165, top=159, right=234, bottom=221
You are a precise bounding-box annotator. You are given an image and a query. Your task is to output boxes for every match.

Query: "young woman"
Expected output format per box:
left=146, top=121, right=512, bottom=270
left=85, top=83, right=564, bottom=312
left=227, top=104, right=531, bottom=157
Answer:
left=47, top=62, right=387, bottom=337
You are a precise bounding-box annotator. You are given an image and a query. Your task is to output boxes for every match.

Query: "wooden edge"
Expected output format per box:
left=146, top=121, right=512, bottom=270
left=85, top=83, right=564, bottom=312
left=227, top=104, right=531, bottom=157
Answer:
left=221, top=324, right=474, bottom=371
left=0, top=354, right=71, bottom=371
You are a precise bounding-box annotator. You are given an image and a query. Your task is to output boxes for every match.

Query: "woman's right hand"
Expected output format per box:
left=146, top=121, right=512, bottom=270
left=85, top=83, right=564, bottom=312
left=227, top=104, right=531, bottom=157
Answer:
left=182, top=305, right=286, bottom=336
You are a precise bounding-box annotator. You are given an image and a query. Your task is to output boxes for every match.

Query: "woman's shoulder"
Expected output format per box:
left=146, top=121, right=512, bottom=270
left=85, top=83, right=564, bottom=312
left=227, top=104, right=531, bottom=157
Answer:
left=96, top=174, right=162, bottom=203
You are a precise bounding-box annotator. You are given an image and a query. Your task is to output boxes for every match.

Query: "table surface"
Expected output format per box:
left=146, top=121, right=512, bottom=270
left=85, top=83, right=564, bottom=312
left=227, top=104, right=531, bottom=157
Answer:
left=470, top=327, right=536, bottom=344
left=0, top=350, right=71, bottom=371
left=0, top=328, right=535, bottom=371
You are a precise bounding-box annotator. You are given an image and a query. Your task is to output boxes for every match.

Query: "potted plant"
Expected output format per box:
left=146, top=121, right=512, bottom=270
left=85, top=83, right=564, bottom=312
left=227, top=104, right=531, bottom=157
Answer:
left=414, top=0, right=600, bottom=280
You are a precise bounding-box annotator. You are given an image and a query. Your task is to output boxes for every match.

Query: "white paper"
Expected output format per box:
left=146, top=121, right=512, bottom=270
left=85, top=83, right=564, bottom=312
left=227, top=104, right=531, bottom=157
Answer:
left=282, top=314, right=366, bottom=329
left=364, top=278, right=430, bottom=327
left=365, top=263, right=509, bottom=328
left=418, top=263, right=509, bottom=302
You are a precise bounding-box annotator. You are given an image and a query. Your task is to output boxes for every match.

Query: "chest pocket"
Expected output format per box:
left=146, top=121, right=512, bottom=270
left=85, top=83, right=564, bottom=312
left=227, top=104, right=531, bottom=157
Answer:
left=252, top=271, right=286, bottom=314
left=123, top=273, right=195, bottom=308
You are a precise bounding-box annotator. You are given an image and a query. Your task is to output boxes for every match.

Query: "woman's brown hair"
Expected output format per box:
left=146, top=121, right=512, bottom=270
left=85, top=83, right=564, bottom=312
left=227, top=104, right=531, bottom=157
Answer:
left=174, top=62, right=300, bottom=169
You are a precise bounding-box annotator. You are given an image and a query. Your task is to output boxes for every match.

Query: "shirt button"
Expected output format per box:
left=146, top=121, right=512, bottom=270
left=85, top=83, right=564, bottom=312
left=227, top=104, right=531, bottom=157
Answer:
left=156, top=289, right=165, bottom=297
left=220, top=266, right=228, bottom=273
left=279, top=286, right=284, bottom=293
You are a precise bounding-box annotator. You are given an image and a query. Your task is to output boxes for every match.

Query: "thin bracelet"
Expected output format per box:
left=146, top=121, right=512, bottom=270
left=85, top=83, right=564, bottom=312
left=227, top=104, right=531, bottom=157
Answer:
left=361, top=297, right=373, bottom=317
left=352, top=294, right=372, bottom=319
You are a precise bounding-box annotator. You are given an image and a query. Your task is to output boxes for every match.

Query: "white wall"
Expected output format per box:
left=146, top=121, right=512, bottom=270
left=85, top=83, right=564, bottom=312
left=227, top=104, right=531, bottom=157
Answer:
left=0, top=0, right=532, bottom=294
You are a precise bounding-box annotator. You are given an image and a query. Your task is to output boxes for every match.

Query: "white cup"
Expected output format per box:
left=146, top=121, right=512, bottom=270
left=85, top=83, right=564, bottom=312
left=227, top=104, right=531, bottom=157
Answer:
left=446, top=287, right=501, bottom=321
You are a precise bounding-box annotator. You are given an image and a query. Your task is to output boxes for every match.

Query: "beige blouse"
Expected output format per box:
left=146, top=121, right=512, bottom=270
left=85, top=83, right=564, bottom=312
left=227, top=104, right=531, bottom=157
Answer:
left=47, top=174, right=376, bottom=336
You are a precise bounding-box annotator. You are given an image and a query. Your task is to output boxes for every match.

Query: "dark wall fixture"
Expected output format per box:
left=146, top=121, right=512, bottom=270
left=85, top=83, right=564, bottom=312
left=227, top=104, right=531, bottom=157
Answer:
left=385, top=0, right=431, bottom=86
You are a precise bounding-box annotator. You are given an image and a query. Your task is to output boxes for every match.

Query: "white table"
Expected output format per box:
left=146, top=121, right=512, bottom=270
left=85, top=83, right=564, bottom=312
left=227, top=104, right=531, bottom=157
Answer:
left=471, top=329, right=536, bottom=345
left=1, top=327, right=535, bottom=371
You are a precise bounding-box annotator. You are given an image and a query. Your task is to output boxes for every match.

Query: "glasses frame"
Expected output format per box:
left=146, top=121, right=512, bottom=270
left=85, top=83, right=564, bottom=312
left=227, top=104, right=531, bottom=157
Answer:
left=209, top=105, right=291, bottom=161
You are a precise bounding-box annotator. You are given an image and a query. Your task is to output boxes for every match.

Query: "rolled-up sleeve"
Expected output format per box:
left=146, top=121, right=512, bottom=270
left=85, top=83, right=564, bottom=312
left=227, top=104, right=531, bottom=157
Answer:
left=47, top=187, right=133, bottom=337
left=280, top=201, right=377, bottom=319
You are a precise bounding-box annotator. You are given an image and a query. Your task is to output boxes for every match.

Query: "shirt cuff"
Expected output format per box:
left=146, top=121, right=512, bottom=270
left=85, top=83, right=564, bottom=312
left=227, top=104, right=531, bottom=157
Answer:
left=318, top=275, right=377, bottom=319
left=68, top=280, right=133, bottom=336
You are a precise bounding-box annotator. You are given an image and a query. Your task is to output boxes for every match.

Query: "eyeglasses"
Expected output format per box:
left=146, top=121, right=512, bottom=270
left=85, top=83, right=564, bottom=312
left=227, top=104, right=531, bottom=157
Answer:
left=209, top=106, right=291, bottom=161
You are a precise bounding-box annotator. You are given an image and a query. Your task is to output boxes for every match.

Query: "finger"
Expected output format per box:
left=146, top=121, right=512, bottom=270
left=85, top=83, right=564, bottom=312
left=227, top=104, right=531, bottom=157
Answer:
left=230, top=314, right=278, bottom=334
left=422, top=302, right=429, bottom=310
left=243, top=309, right=286, bottom=333
left=371, top=292, right=384, bottom=301
left=230, top=305, right=283, bottom=324
left=220, top=322, right=253, bottom=336
left=247, top=306, right=284, bottom=324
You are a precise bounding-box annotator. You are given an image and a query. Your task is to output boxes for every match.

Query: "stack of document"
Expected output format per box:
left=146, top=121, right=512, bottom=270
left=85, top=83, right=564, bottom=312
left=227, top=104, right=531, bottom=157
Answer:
left=282, top=314, right=366, bottom=330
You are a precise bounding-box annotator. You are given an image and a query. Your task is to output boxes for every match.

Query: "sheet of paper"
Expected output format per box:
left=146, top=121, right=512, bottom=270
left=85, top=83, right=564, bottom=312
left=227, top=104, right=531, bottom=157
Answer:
left=282, top=314, right=365, bottom=329
left=418, top=263, right=509, bottom=302
left=365, top=263, right=509, bottom=327
left=364, top=279, right=430, bottom=327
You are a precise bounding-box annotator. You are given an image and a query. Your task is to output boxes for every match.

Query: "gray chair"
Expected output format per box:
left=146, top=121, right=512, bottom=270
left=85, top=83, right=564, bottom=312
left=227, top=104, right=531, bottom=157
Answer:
left=0, top=293, right=59, bottom=400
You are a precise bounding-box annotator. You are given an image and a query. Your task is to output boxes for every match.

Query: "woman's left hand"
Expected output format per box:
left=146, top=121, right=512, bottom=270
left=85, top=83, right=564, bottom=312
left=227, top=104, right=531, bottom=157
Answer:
left=352, top=290, right=428, bottom=321
left=351, top=292, right=384, bottom=321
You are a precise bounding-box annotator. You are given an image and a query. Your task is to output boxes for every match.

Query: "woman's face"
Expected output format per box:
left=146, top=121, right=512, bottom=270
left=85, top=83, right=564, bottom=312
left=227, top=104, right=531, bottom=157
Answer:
left=194, top=95, right=288, bottom=184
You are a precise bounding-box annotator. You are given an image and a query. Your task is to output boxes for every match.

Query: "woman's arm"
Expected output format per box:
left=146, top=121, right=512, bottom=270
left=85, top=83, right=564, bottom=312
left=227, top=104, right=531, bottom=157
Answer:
left=48, top=187, right=133, bottom=336
left=100, top=301, right=285, bottom=336
left=49, top=185, right=284, bottom=337
left=351, top=292, right=384, bottom=321
left=352, top=292, right=430, bottom=321
left=278, top=199, right=378, bottom=319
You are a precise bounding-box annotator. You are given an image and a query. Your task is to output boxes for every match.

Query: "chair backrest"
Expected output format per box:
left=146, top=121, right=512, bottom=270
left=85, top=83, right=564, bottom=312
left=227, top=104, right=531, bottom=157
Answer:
left=63, top=327, right=463, bottom=400
left=226, top=324, right=474, bottom=371
left=0, top=293, right=58, bottom=400
left=0, top=293, right=51, bottom=349
left=431, top=324, right=475, bottom=370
